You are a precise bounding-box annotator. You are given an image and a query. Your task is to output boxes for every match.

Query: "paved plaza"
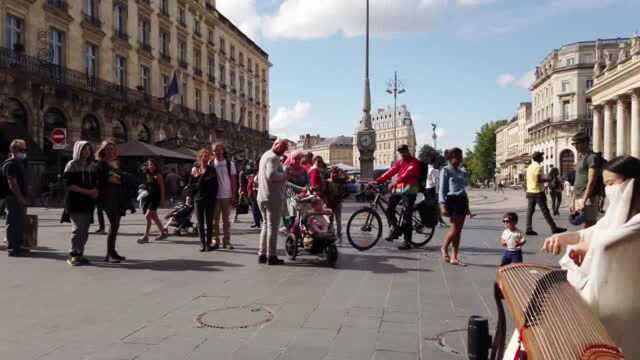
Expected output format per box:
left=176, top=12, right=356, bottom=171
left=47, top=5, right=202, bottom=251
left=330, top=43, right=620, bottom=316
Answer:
left=0, top=189, right=568, bottom=360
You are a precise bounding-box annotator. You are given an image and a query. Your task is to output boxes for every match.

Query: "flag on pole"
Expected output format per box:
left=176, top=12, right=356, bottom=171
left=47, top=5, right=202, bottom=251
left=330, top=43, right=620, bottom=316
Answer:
left=163, top=71, right=181, bottom=111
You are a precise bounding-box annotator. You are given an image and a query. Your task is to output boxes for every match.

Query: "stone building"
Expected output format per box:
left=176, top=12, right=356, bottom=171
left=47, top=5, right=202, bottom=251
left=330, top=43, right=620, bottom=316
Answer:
left=353, top=104, right=417, bottom=167
left=528, top=38, right=626, bottom=177
left=0, top=0, right=272, bottom=193
left=311, top=136, right=353, bottom=166
left=495, top=103, right=530, bottom=185
left=588, top=34, right=640, bottom=159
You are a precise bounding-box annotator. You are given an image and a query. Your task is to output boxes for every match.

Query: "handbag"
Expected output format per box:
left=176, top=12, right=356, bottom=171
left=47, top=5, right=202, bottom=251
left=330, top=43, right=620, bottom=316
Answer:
left=236, top=195, right=249, bottom=214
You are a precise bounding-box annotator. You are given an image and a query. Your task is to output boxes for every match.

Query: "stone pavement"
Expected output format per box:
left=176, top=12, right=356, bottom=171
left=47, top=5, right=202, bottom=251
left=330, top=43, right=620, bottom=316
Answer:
left=0, top=189, right=572, bottom=360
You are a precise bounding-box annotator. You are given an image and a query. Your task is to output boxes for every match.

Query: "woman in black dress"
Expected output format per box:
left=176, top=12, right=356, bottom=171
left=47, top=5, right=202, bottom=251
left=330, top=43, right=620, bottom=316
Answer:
left=190, top=148, right=219, bottom=252
left=95, top=141, right=126, bottom=263
left=138, top=159, right=168, bottom=243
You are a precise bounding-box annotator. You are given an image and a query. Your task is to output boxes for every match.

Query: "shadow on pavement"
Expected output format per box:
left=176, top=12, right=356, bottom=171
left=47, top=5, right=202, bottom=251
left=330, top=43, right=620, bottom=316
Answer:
left=281, top=252, right=431, bottom=274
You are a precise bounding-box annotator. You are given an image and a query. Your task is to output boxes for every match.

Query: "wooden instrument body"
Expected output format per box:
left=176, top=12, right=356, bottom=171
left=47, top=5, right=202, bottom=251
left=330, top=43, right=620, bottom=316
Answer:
left=494, top=263, right=624, bottom=360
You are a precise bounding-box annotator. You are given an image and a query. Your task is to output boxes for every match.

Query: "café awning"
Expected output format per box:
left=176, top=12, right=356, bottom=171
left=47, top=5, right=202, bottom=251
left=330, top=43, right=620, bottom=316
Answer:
left=117, top=140, right=196, bottom=161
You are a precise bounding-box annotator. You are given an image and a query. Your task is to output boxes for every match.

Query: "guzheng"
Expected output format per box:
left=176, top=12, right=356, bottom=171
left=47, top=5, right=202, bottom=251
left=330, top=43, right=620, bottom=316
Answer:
left=491, top=263, right=624, bottom=360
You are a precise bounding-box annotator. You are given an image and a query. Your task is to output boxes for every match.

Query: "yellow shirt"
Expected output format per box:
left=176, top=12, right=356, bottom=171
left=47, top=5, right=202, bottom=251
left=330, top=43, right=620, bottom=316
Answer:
left=526, top=162, right=543, bottom=193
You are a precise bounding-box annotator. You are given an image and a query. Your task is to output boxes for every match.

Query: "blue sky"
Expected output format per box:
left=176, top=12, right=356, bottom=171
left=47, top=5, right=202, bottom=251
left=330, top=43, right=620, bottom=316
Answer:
left=217, top=0, right=640, bottom=150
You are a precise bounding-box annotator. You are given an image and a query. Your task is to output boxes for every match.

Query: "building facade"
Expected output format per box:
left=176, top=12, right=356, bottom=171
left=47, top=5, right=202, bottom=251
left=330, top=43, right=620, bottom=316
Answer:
left=311, top=136, right=353, bottom=166
left=496, top=103, right=530, bottom=185
left=353, top=104, right=417, bottom=168
left=0, top=0, right=272, bottom=192
left=588, top=34, right=640, bottom=159
left=527, top=39, right=626, bottom=177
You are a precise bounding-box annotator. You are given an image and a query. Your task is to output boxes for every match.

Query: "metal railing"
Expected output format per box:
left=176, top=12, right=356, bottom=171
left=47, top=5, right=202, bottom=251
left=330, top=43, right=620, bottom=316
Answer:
left=114, top=30, right=129, bottom=41
left=83, top=13, right=102, bottom=28
left=139, top=42, right=152, bottom=53
left=47, top=0, right=68, bottom=10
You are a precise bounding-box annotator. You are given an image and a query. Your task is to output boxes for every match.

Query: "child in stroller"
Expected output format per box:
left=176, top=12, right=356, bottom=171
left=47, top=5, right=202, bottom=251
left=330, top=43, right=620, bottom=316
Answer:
left=164, top=198, right=195, bottom=236
left=285, top=192, right=339, bottom=266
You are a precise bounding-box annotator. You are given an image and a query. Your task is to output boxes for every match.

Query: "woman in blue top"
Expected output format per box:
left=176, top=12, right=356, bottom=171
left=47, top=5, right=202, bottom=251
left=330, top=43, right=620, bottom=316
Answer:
left=439, top=148, right=470, bottom=265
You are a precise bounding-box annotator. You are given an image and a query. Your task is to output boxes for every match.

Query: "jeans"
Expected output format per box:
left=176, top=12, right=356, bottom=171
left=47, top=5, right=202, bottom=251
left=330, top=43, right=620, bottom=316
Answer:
left=550, top=191, right=562, bottom=215
left=249, top=196, right=262, bottom=227
left=195, top=199, right=214, bottom=247
left=70, top=212, right=91, bottom=255
left=386, top=192, right=417, bottom=243
left=334, top=202, right=343, bottom=238
left=500, top=249, right=523, bottom=266
left=214, top=198, right=232, bottom=245
left=5, top=196, right=26, bottom=250
left=526, top=192, right=559, bottom=232
left=259, top=200, right=283, bottom=258
left=104, top=207, right=121, bottom=255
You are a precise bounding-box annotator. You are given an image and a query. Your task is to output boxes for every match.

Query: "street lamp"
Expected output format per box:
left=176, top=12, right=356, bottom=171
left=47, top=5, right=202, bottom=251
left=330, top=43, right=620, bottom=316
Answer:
left=432, top=123, right=438, bottom=150
left=386, top=71, right=406, bottom=162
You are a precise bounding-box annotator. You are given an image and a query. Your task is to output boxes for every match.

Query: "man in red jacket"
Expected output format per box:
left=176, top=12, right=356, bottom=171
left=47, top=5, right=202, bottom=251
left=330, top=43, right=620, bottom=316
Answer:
left=370, top=145, right=422, bottom=250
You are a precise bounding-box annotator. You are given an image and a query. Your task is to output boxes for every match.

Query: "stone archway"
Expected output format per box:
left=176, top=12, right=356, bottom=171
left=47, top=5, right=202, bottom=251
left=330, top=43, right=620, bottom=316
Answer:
left=112, top=119, right=128, bottom=144
left=559, top=149, right=576, bottom=178
left=137, top=124, right=152, bottom=143
left=81, top=114, right=101, bottom=144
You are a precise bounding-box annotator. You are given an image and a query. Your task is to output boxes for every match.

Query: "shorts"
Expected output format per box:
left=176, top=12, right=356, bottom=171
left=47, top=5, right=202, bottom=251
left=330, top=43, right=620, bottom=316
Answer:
left=142, top=198, right=160, bottom=213
left=444, top=194, right=469, bottom=218
left=575, top=195, right=601, bottom=223
left=500, top=250, right=523, bottom=266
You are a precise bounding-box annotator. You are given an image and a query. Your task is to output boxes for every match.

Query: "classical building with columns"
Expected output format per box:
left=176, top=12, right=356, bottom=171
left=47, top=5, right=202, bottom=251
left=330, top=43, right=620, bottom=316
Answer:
left=527, top=38, right=627, bottom=176
left=588, top=34, right=640, bottom=159
left=495, top=103, right=531, bottom=185
left=0, top=0, right=272, bottom=193
left=353, top=104, right=417, bottom=168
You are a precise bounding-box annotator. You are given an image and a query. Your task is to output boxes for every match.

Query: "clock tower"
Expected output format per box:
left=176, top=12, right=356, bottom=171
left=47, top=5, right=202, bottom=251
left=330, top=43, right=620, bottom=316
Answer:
left=356, top=0, right=376, bottom=181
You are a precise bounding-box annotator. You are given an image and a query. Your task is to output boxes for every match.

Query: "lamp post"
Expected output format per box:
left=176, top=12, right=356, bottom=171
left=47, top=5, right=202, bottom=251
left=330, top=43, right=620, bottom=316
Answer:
left=432, top=123, right=438, bottom=151
left=356, top=0, right=376, bottom=180
left=386, top=71, right=406, bottom=162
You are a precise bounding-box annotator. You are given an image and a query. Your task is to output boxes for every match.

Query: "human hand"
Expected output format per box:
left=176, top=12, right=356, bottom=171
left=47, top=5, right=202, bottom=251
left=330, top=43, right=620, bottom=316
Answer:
left=440, top=205, right=449, bottom=217
left=569, top=240, right=589, bottom=266
left=87, top=189, right=99, bottom=199
left=574, top=198, right=586, bottom=212
left=542, top=235, right=564, bottom=255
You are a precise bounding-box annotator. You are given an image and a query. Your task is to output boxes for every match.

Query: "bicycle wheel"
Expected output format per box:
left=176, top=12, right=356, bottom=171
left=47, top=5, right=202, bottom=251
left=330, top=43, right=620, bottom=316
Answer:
left=347, top=208, right=383, bottom=251
left=410, top=218, right=436, bottom=247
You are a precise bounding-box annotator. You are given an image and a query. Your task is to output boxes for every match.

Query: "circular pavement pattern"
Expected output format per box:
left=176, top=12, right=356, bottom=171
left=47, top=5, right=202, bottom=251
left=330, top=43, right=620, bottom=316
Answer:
left=195, top=305, right=274, bottom=330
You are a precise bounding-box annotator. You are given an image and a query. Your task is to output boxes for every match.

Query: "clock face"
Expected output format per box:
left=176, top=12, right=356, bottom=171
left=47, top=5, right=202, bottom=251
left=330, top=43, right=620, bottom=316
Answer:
left=360, top=134, right=372, bottom=147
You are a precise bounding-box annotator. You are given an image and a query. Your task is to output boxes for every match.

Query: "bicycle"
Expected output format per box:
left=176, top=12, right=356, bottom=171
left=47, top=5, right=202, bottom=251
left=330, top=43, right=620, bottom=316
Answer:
left=346, top=185, right=438, bottom=251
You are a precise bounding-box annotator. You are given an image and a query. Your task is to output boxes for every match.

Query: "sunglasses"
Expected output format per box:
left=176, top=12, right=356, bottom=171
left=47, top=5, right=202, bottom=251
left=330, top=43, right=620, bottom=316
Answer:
left=502, top=219, right=513, bottom=224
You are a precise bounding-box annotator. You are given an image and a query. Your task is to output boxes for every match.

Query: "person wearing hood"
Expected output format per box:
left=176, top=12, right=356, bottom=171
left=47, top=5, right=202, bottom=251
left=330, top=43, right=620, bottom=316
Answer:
left=62, top=141, right=98, bottom=266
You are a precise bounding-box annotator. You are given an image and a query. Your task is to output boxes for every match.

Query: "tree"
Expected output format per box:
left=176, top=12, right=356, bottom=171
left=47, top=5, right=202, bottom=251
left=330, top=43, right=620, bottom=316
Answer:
left=465, top=120, right=508, bottom=185
left=418, top=144, right=445, bottom=167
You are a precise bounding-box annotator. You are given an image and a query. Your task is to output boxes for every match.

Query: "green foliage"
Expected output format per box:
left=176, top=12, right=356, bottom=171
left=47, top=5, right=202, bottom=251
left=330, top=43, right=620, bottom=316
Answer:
left=464, top=120, right=508, bottom=184
left=417, top=144, right=445, bottom=166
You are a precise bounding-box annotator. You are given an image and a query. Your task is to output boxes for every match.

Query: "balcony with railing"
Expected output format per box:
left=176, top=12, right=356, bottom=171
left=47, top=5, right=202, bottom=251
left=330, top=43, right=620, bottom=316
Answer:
left=139, top=42, right=152, bottom=54
left=193, top=68, right=203, bottom=77
left=208, top=74, right=215, bottom=83
left=46, top=0, right=68, bottom=10
left=160, top=52, right=171, bottom=64
left=179, top=59, right=188, bottom=69
left=82, top=13, right=102, bottom=29
left=114, top=29, right=129, bottom=42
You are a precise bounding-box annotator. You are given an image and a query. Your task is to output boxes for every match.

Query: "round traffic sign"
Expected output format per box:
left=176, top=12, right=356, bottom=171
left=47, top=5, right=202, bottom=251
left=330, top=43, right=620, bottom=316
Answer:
left=51, top=128, right=66, bottom=145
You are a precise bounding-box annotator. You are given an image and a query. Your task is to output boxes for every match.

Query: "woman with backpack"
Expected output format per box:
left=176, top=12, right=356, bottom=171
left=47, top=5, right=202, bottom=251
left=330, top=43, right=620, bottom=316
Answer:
left=548, top=167, right=564, bottom=216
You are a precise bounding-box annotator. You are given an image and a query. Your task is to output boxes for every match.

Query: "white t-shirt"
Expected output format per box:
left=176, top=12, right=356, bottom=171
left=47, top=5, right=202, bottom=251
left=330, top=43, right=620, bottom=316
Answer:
left=426, top=165, right=440, bottom=190
left=213, top=158, right=237, bottom=199
left=501, top=228, right=524, bottom=251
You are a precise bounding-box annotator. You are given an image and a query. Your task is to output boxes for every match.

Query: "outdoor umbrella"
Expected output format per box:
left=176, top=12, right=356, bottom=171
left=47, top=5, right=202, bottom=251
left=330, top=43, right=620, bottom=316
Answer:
left=116, top=140, right=196, bottom=161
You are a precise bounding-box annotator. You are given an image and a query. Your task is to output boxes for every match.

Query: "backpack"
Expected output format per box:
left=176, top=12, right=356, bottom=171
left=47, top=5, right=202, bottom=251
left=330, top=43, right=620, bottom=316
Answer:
left=417, top=161, right=430, bottom=191
left=0, top=159, right=11, bottom=199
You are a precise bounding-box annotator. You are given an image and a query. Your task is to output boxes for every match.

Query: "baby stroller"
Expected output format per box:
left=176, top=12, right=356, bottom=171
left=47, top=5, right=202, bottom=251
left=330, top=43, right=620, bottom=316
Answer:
left=164, top=202, right=196, bottom=236
left=285, top=193, right=339, bottom=267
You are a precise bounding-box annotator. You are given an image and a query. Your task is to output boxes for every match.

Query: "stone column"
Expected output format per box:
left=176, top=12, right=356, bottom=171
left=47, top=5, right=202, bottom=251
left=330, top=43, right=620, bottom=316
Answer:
left=631, top=90, right=640, bottom=158
left=617, top=96, right=630, bottom=156
left=592, top=105, right=603, bottom=153
left=603, top=101, right=615, bottom=160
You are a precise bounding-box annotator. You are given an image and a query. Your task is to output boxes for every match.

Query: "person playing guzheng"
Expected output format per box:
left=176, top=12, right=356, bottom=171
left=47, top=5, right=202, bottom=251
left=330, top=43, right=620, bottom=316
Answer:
left=503, top=155, right=640, bottom=359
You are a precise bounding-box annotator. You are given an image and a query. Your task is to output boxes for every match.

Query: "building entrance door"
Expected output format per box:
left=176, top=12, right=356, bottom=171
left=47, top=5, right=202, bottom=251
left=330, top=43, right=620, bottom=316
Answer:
left=559, top=149, right=575, bottom=178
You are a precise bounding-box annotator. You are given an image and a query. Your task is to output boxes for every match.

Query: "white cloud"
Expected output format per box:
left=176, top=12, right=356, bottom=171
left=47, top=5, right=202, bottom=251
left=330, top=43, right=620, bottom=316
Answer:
left=269, top=101, right=312, bottom=139
left=216, top=0, right=263, bottom=40
left=496, top=70, right=534, bottom=90
left=262, top=0, right=447, bottom=40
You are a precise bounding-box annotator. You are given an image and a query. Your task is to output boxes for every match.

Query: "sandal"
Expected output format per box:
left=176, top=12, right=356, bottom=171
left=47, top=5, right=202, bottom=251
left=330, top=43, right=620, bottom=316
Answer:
left=155, top=233, right=169, bottom=241
left=450, top=259, right=466, bottom=267
left=137, top=236, right=149, bottom=244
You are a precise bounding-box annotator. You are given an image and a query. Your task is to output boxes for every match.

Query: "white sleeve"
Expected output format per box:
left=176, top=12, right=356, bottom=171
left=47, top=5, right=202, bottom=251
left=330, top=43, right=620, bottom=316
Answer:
left=230, top=161, right=237, bottom=176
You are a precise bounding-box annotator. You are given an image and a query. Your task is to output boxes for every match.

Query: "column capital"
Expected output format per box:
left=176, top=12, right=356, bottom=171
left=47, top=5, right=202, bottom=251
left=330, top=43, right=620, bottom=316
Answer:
left=615, top=94, right=631, bottom=102
left=629, top=88, right=640, bottom=98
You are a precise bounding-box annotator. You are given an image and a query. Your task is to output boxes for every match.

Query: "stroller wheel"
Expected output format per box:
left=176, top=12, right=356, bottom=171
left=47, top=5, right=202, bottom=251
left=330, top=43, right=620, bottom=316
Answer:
left=325, top=245, right=338, bottom=267
left=285, top=235, right=298, bottom=260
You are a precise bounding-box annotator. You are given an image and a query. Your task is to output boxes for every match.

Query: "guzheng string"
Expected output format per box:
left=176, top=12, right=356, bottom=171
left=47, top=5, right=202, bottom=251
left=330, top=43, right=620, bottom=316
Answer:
left=500, top=265, right=618, bottom=359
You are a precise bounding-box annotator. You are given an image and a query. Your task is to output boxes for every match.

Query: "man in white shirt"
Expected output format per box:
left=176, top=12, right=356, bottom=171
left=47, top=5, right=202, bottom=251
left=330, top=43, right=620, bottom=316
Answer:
left=212, top=143, right=238, bottom=249
left=425, top=160, right=448, bottom=227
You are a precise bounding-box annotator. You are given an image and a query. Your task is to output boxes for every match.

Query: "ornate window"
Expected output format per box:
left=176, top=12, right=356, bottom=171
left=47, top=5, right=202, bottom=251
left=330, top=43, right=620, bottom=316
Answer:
left=5, top=15, right=24, bottom=51
left=81, top=115, right=100, bottom=143
left=138, top=125, right=151, bottom=143
left=112, top=119, right=128, bottom=144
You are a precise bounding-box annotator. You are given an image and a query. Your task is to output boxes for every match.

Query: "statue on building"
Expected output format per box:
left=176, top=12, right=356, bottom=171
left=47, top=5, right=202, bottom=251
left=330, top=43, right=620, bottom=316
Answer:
left=535, top=66, right=541, bottom=79
left=618, top=42, right=629, bottom=63
left=631, top=33, right=640, bottom=56
left=604, top=50, right=614, bottom=69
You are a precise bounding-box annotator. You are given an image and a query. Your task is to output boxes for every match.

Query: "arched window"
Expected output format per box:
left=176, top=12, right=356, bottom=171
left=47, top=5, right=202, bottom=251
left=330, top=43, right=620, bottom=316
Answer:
left=5, top=98, right=28, bottom=127
left=137, top=125, right=151, bottom=143
left=157, top=128, right=167, bottom=142
left=112, top=119, right=128, bottom=144
left=559, top=149, right=575, bottom=178
left=81, top=115, right=100, bottom=143
left=43, top=108, right=67, bottom=151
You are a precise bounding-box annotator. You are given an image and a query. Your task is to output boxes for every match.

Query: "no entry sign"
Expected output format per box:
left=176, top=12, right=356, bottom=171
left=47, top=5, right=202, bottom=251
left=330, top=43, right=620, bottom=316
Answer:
left=51, top=128, right=66, bottom=150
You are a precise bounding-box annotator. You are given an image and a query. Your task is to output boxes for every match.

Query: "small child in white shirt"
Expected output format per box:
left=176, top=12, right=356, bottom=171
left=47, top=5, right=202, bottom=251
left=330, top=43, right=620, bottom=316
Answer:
left=500, top=212, right=526, bottom=266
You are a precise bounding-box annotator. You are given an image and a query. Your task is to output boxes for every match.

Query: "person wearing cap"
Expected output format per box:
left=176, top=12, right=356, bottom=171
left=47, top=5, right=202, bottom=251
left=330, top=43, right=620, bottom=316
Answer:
left=525, top=151, right=566, bottom=236
left=370, top=144, right=422, bottom=250
left=572, top=131, right=606, bottom=228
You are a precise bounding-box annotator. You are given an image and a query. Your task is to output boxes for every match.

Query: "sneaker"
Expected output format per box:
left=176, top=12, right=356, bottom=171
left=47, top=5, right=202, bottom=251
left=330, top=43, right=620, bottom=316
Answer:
left=258, top=255, right=267, bottom=264
left=552, top=227, right=567, bottom=234
left=267, top=256, right=285, bottom=265
left=155, top=233, right=168, bottom=241
left=526, top=230, right=539, bottom=236
left=137, top=237, right=150, bottom=244
left=397, top=243, right=412, bottom=251
left=77, top=256, right=91, bottom=265
left=67, top=256, right=80, bottom=266
left=94, top=229, right=107, bottom=235
left=8, top=249, right=30, bottom=257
